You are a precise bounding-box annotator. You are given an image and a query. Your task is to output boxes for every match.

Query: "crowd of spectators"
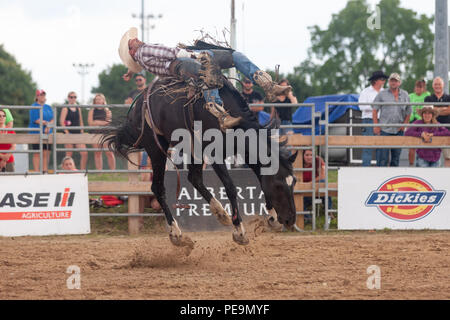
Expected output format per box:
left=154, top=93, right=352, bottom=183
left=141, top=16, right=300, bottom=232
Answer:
left=358, top=71, right=450, bottom=168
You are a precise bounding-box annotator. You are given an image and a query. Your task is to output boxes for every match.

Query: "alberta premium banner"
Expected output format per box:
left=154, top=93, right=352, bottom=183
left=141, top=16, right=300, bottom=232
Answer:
left=338, top=168, right=450, bottom=230
left=0, top=174, right=90, bottom=236
left=165, top=169, right=268, bottom=231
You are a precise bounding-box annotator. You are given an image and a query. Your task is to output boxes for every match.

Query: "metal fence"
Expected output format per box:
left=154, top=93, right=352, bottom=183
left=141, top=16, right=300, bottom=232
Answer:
left=2, top=101, right=449, bottom=231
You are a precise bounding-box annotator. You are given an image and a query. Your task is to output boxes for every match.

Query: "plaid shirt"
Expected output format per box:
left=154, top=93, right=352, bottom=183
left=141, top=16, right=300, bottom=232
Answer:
left=134, top=44, right=180, bottom=76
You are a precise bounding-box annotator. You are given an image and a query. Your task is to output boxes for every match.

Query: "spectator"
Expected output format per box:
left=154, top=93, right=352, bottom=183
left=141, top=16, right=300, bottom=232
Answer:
left=0, top=109, right=15, bottom=172
left=372, top=73, right=411, bottom=167
left=250, top=96, right=270, bottom=126
left=88, top=93, right=116, bottom=170
left=59, top=91, right=88, bottom=170
left=29, top=89, right=54, bottom=173
left=358, top=71, right=388, bottom=166
left=424, top=77, right=450, bottom=167
left=125, top=73, right=147, bottom=104
left=302, top=149, right=332, bottom=211
left=241, top=77, right=264, bottom=104
left=60, top=156, right=79, bottom=172
left=140, top=154, right=161, bottom=211
left=2, top=108, right=14, bottom=128
left=408, top=80, right=431, bottom=166
left=405, top=106, right=450, bottom=167
left=273, top=79, right=298, bottom=135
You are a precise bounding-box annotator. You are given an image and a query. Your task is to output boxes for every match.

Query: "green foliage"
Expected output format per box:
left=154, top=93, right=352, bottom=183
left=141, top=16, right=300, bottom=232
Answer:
left=91, top=64, right=155, bottom=104
left=0, top=44, right=37, bottom=127
left=275, top=0, right=435, bottom=100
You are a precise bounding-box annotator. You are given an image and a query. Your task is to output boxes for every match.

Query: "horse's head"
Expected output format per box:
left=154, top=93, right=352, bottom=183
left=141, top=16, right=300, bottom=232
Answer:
left=260, top=146, right=298, bottom=228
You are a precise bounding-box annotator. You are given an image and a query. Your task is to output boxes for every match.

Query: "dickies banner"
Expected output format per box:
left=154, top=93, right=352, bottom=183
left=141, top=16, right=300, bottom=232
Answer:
left=338, top=168, right=450, bottom=230
left=0, top=174, right=90, bottom=236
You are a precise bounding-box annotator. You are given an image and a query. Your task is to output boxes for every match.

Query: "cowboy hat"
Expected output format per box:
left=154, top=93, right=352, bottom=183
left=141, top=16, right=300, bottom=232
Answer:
left=418, top=106, right=440, bottom=118
left=368, top=71, right=389, bottom=82
left=118, top=27, right=143, bottom=73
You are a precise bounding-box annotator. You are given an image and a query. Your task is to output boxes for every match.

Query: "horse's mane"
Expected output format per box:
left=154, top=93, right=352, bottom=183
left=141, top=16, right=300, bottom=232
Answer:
left=219, top=79, right=261, bottom=129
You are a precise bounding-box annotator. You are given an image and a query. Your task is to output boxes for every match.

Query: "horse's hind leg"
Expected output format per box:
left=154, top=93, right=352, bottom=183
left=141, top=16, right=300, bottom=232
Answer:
left=212, top=163, right=249, bottom=245
left=145, top=139, right=194, bottom=251
left=187, top=163, right=232, bottom=226
left=248, top=164, right=283, bottom=232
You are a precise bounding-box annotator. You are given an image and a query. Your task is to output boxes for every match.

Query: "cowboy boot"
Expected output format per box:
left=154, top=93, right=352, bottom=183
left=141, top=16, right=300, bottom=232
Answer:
left=128, top=38, right=145, bottom=60
left=253, top=70, right=292, bottom=102
left=204, top=102, right=242, bottom=131
left=198, top=52, right=224, bottom=89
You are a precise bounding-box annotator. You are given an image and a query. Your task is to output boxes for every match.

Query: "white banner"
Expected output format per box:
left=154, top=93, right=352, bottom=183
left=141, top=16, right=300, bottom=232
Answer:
left=338, top=168, right=450, bottom=230
left=0, top=174, right=90, bottom=236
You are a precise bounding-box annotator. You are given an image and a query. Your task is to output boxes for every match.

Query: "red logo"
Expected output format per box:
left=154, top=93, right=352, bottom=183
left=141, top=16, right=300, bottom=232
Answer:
left=366, top=176, right=446, bottom=222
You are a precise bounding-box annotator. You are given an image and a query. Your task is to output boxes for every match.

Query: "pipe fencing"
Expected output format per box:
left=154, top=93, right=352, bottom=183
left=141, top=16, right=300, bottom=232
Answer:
left=2, top=100, right=449, bottom=232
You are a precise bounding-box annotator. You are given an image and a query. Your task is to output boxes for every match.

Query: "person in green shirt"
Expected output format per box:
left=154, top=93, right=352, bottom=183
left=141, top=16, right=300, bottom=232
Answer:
left=1, top=108, right=14, bottom=128
left=408, top=80, right=431, bottom=165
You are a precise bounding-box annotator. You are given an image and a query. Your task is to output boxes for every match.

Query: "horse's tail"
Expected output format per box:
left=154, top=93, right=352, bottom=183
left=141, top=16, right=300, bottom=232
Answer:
left=99, top=120, right=142, bottom=166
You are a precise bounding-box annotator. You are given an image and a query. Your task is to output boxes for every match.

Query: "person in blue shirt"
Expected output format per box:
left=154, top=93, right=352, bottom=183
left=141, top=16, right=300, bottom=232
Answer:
left=29, top=89, right=54, bottom=173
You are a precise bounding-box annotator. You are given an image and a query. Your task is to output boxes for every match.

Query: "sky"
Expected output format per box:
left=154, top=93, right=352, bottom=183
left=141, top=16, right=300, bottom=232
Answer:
left=0, top=0, right=439, bottom=105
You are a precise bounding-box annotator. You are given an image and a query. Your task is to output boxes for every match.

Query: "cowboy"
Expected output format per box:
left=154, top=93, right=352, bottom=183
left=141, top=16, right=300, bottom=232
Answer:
left=119, top=28, right=291, bottom=131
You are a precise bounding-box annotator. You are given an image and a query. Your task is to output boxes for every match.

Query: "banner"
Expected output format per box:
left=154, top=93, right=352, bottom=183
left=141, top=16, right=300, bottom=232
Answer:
left=0, top=174, right=90, bottom=236
left=338, top=168, right=450, bottom=230
left=165, top=169, right=267, bottom=231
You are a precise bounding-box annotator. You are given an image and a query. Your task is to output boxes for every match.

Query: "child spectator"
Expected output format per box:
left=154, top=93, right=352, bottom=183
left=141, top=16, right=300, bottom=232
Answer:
left=60, top=156, right=79, bottom=172
left=405, top=106, right=450, bottom=167
left=408, top=80, right=431, bottom=166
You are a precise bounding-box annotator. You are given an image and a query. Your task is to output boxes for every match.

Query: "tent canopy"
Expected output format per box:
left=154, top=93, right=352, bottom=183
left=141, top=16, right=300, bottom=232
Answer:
left=292, top=94, right=360, bottom=135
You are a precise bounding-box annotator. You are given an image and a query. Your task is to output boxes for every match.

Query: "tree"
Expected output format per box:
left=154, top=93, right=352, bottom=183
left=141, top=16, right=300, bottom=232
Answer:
left=0, top=44, right=37, bottom=127
left=91, top=64, right=154, bottom=104
left=289, top=0, right=434, bottom=98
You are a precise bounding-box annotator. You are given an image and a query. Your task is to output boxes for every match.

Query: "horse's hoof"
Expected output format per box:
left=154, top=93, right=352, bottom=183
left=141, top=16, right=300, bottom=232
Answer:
left=170, top=234, right=194, bottom=250
left=266, top=216, right=283, bottom=232
left=232, top=230, right=249, bottom=246
left=210, top=198, right=232, bottom=226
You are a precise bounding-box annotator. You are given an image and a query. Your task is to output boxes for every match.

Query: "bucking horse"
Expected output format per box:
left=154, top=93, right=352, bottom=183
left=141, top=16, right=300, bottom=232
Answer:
left=100, top=76, right=298, bottom=249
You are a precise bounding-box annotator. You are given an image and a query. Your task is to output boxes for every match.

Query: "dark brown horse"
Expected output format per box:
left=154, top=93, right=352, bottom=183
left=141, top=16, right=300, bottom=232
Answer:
left=101, top=77, right=297, bottom=249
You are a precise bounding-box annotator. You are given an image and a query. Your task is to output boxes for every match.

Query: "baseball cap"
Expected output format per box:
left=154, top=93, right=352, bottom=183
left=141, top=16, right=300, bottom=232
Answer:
left=36, top=89, right=46, bottom=96
left=388, top=73, right=401, bottom=82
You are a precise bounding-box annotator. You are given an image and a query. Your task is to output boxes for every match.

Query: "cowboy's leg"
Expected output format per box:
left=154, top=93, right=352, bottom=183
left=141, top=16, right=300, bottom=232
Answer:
left=231, top=51, right=292, bottom=102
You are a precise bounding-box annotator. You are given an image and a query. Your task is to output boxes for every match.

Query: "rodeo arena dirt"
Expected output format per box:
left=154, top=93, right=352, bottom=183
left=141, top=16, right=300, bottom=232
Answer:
left=1, top=230, right=449, bottom=300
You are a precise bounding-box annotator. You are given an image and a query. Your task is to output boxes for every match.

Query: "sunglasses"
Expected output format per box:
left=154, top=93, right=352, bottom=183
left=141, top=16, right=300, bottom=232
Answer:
left=69, top=96, right=77, bottom=99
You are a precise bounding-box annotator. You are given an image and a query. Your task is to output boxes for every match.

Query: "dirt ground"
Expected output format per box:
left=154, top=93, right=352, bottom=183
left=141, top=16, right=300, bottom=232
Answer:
left=0, top=226, right=449, bottom=300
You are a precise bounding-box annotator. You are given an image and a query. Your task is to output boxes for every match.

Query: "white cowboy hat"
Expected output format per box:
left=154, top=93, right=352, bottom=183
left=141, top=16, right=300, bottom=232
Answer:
left=118, top=27, right=143, bottom=73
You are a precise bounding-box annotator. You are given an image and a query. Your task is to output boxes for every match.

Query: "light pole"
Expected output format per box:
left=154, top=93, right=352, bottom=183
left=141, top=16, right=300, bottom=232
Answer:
left=132, top=4, right=163, bottom=43
left=435, top=0, right=449, bottom=92
left=72, top=63, right=94, bottom=104
left=229, top=0, right=237, bottom=86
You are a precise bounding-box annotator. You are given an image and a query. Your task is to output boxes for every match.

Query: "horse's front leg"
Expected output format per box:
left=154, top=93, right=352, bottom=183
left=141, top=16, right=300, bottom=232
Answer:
left=212, top=163, right=249, bottom=245
left=145, top=140, right=194, bottom=251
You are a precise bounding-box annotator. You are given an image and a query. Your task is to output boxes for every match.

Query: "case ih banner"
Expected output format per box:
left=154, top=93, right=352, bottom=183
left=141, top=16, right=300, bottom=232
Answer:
left=338, top=168, right=450, bottom=230
left=0, top=174, right=90, bottom=236
left=165, top=169, right=268, bottom=231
